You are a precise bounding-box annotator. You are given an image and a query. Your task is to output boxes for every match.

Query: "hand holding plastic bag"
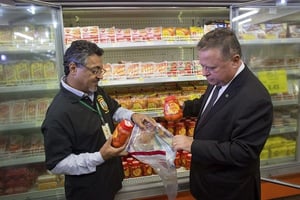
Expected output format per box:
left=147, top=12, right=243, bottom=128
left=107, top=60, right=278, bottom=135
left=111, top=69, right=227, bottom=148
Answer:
left=126, top=123, right=178, bottom=200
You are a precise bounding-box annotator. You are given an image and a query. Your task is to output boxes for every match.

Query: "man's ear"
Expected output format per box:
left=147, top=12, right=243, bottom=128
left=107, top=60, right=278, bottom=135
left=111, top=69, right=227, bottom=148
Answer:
left=69, top=62, right=77, bottom=74
left=232, top=54, right=241, bottom=68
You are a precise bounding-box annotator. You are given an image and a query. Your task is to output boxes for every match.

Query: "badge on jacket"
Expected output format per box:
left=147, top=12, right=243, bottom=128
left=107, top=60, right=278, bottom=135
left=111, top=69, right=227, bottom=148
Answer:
left=97, top=95, right=109, bottom=113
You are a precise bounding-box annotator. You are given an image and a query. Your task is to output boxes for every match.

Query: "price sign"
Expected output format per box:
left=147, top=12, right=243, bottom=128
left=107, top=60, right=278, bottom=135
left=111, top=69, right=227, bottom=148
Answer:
left=257, top=70, right=288, bottom=94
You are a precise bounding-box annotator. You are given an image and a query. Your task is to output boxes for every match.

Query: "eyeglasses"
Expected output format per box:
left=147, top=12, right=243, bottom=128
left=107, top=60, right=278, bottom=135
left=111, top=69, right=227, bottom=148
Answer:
left=76, top=63, right=106, bottom=76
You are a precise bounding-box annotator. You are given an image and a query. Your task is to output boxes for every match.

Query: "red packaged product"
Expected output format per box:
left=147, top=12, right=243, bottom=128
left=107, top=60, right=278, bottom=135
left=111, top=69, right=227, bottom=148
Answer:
left=131, top=160, right=142, bottom=177
left=112, top=119, right=134, bottom=147
left=174, top=151, right=181, bottom=168
left=122, top=161, right=130, bottom=178
left=185, top=153, right=192, bottom=170
left=163, top=95, right=183, bottom=121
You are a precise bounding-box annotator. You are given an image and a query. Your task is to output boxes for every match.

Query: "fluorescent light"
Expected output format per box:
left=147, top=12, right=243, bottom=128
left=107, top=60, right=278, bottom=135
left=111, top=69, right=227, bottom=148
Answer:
left=232, top=9, right=259, bottom=22
left=276, top=0, right=287, bottom=6
left=14, top=32, right=34, bottom=40
left=1, top=54, right=7, bottom=61
left=238, top=18, right=252, bottom=26
left=26, top=5, right=35, bottom=15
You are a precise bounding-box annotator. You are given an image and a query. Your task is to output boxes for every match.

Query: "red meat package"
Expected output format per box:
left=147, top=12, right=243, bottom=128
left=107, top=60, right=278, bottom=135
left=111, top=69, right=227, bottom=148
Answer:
left=126, top=123, right=178, bottom=200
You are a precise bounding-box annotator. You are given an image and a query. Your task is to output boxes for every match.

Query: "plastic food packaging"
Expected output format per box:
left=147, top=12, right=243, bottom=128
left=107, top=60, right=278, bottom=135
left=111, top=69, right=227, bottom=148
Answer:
left=163, top=95, right=183, bottom=121
left=112, top=119, right=134, bottom=147
left=126, top=122, right=178, bottom=200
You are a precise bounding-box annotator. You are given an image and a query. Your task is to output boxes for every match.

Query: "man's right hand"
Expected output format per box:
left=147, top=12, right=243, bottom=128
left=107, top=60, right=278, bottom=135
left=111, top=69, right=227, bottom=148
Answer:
left=99, top=136, right=128, bottom=160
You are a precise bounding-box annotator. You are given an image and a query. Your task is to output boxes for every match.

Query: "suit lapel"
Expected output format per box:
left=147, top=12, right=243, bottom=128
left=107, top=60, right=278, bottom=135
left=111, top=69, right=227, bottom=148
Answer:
left=197, top=85, right=214, bottom=119
left=195, top=66, right=251, bottom=134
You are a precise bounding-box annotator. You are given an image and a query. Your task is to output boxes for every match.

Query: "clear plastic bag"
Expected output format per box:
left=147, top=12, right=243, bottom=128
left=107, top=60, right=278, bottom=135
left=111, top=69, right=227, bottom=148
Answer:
left=126, top=123, right=178, bottom=200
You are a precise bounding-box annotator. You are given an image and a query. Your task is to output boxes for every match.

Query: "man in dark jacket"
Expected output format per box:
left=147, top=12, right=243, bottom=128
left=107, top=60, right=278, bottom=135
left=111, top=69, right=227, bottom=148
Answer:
left=172, top=28, right=273, bottom=200
left=41, top=40, right=155, bottom=200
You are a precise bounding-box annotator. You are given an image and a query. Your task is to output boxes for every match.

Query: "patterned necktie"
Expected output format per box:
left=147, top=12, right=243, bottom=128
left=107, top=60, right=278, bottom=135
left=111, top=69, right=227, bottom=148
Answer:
left=201, top=86, right=221, bottom=118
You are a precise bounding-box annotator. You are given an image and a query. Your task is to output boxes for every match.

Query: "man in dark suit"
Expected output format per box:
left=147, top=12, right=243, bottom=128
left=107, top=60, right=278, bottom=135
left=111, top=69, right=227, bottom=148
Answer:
left=172, top=28, right=273, bottom=200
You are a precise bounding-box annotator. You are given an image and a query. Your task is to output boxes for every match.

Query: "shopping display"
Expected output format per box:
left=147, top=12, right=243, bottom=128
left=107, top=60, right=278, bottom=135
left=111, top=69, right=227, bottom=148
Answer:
left=0, top=2, right=299, bottom=200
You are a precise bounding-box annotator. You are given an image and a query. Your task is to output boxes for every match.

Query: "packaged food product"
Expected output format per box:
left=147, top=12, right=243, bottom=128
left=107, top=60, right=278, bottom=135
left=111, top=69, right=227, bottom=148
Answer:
left=131, top=160, right=142, bottom=177
left=180, top=150, right=189, bottom=168
left=176, top=27, right=190, bottom=41
left=175, top=122, right=186, bottom=135
left=131, top=28, right=147, bottom=42
left=122, top=161, right=130, bottom=178
left=145, top=26, right=162, bottom=41
left=162, top=27, right=176, bottom=41
left=187, top=121, right=196, bottom=137
left=163, top=95, right=183, bottom=121
left=190, top=26, right=204, bottom=40
left=112, top=119, right=134, bottom=148
left=115, top=28, right=131, bottom=42
left=174, top=151, right=181, bottom=168
left=99, top=27, right=116, bottom=43
left=142, top=163, right=153, bottom=176
left=80, top=26, right=99, bottom=43
left=185, top=153, right=192, bottom=170
left=64, top=27, right=81, bottom=44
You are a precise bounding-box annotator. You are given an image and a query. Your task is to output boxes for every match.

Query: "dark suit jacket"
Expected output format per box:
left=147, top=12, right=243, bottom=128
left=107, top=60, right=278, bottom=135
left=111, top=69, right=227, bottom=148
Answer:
left=183, top=66, right=273, bottom=200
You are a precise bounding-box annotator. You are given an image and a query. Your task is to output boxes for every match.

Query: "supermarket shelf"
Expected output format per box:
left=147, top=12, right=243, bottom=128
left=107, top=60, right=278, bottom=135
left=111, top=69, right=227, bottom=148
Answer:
left=99, top=75, right=206, bottom=87
left=65, top=40, right=198, bottom=51
left=271, top=126, right=297, bottom=135
left=272, top=99, right=298, bottom=106
left=0, top=82, right=59, bottom=94
left=240, top=38, right=300, bottom=45
left=0, top=153, right=45, bottom=168
left=0, top=43, right=56, bottom=53
left=0, top=121, right=43, bottom=131
left=0, top=187, right=65, bottom=200
left=261, top=156, right=296, bottom=166
left=0, top=169, right=190, bottom=200
left=65, top=38, right=300, bottom=50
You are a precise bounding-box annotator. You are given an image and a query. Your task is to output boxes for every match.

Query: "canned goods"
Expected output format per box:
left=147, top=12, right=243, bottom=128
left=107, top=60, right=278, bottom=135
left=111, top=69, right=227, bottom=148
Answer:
left=142, top=163, right=153, bottom=176
left=131, top=160, right=142, bottom=177
left=122, top=161, right=130, bottom=178
left=185, top=153, right=192, bottom=170
left=187, top=121, right=196, bottom=137
left=175, top=122, right=186, bottom=136
left=174, top=151, right=181, bottom=168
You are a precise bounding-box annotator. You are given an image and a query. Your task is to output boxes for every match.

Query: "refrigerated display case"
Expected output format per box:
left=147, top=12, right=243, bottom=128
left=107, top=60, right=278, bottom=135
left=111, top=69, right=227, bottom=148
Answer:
left=230, top=2, right=300, bottom=178
left=1, top=1, right=300, bottom=199
left=61, top=6, right=229, bottom=200
left=0, top=2, right=65, bottom=200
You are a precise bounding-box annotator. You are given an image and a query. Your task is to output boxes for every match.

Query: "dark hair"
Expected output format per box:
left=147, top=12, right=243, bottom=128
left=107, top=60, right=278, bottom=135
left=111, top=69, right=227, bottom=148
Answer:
left=197, top=28, right=242, bottom=60
left=63, top=40, right=104, bottom=75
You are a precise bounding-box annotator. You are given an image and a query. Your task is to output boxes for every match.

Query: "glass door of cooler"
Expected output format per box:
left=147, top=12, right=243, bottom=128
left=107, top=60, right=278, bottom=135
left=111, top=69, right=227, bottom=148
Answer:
left=230, top=2, right=300, bottom=176
left=0, top=3, right=64, bottom=199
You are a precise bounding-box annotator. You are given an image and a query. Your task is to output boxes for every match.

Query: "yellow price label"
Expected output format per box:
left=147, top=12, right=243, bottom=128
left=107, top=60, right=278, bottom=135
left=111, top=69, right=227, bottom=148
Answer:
left=257, top=70, right=288, bottom=94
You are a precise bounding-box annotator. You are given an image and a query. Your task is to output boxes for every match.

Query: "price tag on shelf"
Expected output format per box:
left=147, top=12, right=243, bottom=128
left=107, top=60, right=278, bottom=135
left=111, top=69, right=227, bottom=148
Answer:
left=257, top=70, right=288, bottom=95
left=138, top=77, right=144, bottom=82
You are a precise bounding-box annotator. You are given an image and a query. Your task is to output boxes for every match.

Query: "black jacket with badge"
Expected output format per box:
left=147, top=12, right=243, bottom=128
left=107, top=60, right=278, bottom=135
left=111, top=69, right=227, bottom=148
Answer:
left=41, top=85, right=123, bottom=200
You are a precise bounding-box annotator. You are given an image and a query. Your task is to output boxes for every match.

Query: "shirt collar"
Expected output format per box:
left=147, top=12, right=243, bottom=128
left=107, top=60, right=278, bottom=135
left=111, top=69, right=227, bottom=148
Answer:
left=61, top=76, right=94, bottom=101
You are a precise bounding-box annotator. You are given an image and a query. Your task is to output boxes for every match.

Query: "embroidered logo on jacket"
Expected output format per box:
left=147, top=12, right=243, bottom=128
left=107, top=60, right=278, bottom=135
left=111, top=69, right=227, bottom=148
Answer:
left=97, top=95, right=109, bottom=113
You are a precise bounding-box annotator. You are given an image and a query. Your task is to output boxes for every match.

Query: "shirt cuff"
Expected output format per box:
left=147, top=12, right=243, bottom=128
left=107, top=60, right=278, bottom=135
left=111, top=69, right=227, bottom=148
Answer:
left=113, top=107, right=134, bottom=122
left=92, top=151, right=105, bottom=165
